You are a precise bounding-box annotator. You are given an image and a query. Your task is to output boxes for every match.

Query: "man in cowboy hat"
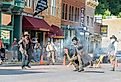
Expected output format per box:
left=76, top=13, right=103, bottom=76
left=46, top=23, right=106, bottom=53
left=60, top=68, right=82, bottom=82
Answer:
left=19, top=32, right=33, bottom=69
left=108, top=35, right=118, bottom=71
left=69, top=37, right=84, bottom=72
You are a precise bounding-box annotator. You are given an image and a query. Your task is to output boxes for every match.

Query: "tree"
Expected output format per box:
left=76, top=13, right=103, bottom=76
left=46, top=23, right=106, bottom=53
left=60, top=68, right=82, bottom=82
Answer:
left=95, top=0, right=121, bottom=18
left=117, top=12, right=121, bottom=18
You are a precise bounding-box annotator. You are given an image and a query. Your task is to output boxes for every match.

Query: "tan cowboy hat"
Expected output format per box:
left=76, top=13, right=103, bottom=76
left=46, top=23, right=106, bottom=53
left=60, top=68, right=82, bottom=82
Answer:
left=24, top=31, right=29, bottom=36
left=14, top=38, right=17, bottom=41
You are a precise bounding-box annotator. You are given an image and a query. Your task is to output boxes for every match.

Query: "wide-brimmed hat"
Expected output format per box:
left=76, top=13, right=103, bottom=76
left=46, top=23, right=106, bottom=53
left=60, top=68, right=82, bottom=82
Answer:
left=72, top=37, right=78, bottom=41
left=24, top=32, right=29, bottom=36
left=110, top=35, right=117, bottom=40
left=14, top=38, right=17, bottom=41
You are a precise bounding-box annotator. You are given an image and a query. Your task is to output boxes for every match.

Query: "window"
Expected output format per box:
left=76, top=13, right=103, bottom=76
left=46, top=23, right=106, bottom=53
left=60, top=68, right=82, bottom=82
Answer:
left=71, top=6, right=74, bottom=21
left=75, top=8, right=79, bottom=22
left=77, top=8, right=79, bottom=22
left=70, top=30, right=72, bottom=37
left=87, top=16, right=89, bottom=26
left=75, top=7, right=77, bottom=22
left=62, top=3, right=65, bottom=19
left=25, top=0, right=33, bottom=7
left=68, top=30, right=70, bottom=38
left=51, top=0, right=56, bottom=16
left=69, top=6, right=71, bottom=20
left=91, top=17, right=94, bottom=27
left=65, top=4, right=68, bottom=20
left=34, top=0, right=38, bottom=10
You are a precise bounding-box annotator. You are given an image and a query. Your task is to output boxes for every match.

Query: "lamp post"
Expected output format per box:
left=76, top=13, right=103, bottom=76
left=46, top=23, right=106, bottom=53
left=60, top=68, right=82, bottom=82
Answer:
left=80, top=8, right=85, bottom=27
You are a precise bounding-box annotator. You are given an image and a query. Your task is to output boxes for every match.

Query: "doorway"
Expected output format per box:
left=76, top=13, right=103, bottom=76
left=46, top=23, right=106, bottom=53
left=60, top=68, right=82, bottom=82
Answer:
left=37, top=32, right=43, bottom=47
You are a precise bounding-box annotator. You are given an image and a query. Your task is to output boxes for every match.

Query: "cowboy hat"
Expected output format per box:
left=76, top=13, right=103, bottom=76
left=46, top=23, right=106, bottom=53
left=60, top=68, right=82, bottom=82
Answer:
left=24, top=31, right=29, bottom=36
left=72, top=37, right=78, bottom=41
left=110, top=35, right=117, bottom=40
left=14, top=38, right=17, bottom=41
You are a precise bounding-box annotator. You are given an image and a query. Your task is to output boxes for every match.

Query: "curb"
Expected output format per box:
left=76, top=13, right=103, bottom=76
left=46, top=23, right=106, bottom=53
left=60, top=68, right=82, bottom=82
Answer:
left=0, top=62, right=63, bottom=67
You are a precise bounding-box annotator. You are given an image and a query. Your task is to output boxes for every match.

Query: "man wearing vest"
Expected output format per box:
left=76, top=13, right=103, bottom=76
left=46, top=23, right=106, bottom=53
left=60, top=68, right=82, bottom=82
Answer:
left=108, top=35, right=118, bottom=71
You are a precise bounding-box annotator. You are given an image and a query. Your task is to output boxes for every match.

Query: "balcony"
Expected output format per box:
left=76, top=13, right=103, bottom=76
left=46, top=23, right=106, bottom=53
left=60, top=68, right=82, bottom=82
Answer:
left=0, top=0, right=14, bottom=5
left=14, top=0, right=25, bottom=8
left=86, top=0, right=99, bottom=8
left=0, top=0, right=25, bottom=14
left=0, top=0, right=25, bottom=8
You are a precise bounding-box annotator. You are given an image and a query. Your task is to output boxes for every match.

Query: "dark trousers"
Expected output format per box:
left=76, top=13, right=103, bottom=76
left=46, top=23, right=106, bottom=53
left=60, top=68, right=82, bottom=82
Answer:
left=70, top=55, right=83, bottom=70
left=26, top=49, right=32, bottom=66
left=22, top=54, right=28, bottom=67
left=0, top=48, right=5, bottom=61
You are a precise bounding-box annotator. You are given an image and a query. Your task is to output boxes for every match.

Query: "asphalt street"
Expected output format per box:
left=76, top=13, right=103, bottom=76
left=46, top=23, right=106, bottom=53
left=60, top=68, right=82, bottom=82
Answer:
left=0, top=64, right=121, bottom=82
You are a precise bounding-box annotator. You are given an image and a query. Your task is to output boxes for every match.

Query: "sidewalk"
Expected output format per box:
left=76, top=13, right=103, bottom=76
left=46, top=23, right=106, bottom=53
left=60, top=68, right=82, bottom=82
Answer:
left=0, top=62, right=40, bottom=67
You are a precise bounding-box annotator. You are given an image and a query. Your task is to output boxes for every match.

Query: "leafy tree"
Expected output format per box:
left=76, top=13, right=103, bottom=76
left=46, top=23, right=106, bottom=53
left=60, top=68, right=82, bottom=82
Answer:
left=103, top=9, right=111, bottom=19
left=117, top=12, right=121, bottom=18
left=95, top=0, right=121, bottom=18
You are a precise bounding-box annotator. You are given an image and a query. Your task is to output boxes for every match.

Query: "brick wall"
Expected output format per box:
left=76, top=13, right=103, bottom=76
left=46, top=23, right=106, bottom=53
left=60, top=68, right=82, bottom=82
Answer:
left=62, top=0, right=85, bottom=27
left=23, top=0, right=62, bottom=27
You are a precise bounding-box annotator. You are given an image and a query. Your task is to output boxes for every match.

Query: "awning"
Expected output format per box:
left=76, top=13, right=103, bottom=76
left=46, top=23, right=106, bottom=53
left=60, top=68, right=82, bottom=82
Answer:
left=22, top=16, right=50, bottom=31
left=50, top=25, right=64, bottom=39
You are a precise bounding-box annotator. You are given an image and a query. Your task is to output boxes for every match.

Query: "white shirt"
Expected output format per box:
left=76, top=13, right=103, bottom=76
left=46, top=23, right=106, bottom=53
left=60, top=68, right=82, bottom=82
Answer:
left=46, top=44, right=55, bottom=51
left=109, top=39, right=118, bottom=56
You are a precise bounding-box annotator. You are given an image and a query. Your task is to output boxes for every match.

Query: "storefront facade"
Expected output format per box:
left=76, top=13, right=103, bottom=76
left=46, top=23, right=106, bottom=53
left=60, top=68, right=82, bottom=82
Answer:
left=61, top=0, right=85, bottom=47
left=0, top=0, right=24, bottom=48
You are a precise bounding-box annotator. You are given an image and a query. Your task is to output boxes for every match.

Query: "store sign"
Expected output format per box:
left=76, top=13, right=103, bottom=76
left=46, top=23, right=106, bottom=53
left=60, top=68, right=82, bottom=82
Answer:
left=1, top=30, right=10, bottom=44
left=100, top=25, right=108, bottom=36
left=2, top=13, right=11, bottom=25
left=33, top=0, right=48, bottom=16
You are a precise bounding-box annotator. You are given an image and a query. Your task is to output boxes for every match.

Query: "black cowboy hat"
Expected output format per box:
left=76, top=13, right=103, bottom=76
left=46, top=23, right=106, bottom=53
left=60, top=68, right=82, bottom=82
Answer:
left=110, top=35, right=117, bottom=40
left=72, top=37, right=78, bottom=41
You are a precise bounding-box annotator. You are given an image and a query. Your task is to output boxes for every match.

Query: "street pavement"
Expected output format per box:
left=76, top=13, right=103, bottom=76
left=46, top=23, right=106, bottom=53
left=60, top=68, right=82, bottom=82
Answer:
left=0, top=64, right=121, bottom=82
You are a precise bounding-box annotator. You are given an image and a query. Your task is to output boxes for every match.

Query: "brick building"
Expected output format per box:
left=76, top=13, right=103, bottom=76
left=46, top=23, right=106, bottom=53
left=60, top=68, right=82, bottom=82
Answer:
left=61, top=0, right=85, bottom=46
left=22, top=0, right=64, bottom=46
left=0, top=0, right=24, bottom=48
left=84, top=0, right=99, bottom=53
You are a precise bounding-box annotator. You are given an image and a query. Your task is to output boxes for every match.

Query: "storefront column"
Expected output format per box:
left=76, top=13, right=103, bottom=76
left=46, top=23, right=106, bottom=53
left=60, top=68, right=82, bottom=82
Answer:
left=11, top=15, right=14, bottom=44
left=14, top=15, right=23, bottom=40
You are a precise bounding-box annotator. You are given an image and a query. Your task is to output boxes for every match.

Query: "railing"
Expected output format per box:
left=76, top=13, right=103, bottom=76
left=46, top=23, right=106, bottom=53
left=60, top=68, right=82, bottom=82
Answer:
left=0, top=0, right=25, bottom=8
left=14, top=0, right=25, bottom=8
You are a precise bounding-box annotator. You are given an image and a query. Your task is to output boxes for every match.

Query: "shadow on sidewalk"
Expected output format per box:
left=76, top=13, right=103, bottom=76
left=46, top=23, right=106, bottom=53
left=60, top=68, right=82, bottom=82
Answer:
left=84, top=71, right=105, bottom=74
left=0, top=69, right=48, bottom=75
